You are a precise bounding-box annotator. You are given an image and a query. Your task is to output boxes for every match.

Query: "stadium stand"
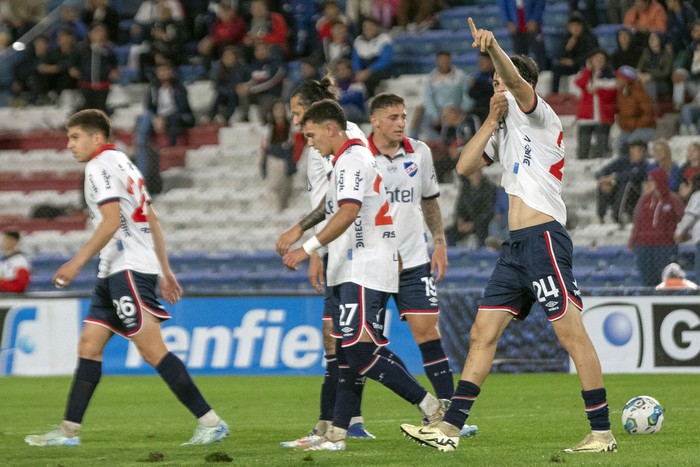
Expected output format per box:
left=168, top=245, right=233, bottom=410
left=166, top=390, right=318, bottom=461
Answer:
left=1, top=0, right=697, bottom=294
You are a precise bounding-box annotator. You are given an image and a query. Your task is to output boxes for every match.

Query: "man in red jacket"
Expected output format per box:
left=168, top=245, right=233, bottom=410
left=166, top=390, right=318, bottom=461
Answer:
left=0, top=229, right=31, bottom=293
left=629, top=168, right=685, bottom=286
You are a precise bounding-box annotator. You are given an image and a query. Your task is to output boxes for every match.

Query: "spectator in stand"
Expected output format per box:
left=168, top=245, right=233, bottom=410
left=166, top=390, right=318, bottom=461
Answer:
left=655, top=262, right=699, bottom=289
left=396, top=0, right=442, bottom=31
left=0, top=229, right=31, bottom=293
left=623, top=0, right=667, bottom=54
left=139, top=4, right=189, bottom=82
left=467, top=52, right=495, bottom=125
left=134, top=62, right=194, bottom=181
left=372, top=0, right=399, bottom=30
left=678, top=143, right=700, bottom=200
left=242, top=0, right=288, bottom=58
left=648, top=138, right=682, bottom=192
left=636, top=31, right=673, bottom=102
left=132, top=0, right=185, bottom=43
left=345, top=0, right=372, bottom=27
left=70, top=22, right=118, bottom=113
left=11, top=34, right=50, bottom=106
left=550, top=12, right=599, bottom=95
left=498, top=0, right=547, bottom=70
left=672, top=20, right=700, bottom=111
left=615, top=65, right=656, bottom=154
left=202, top=45, right=248, bottom=125
left=82, top=0, right=120, bottom=45
left=316, top=0, right=351, bottom=44
left=0, top=1, right=44, bottom=39
left=569, top=0, right=598, bottom=28
left=333, top=58, right=368, bottom=123
left=629, top=167, right=685, bottom=287
left=319, top=19, right=353, bottom=65
left=611, top=27, right=642, bottom=69
left=285, top=57, right=321, bottom=99
left=665, top=0, right=698, bottom=55
left=236, top=41, right=286, bottom=124
left=260, top=100, right=296, bottom=212
left=48, top=4, right=89, bottom=47
left=352, top=17, right=393, bottom=97
left=575, top=48, right=617, bottom=160
left=675, top=172, right=700, bottom=280
left=595, top=140, right=648, bottom=224
left=416, top=51, right=470, bottom=142
left=197, top=2, right=247, bottom=68
left=608, top=0, right=635, bottom=24
left=445, top=168, right=497, bottom=248
left=35, top=28, right=79, bottom=104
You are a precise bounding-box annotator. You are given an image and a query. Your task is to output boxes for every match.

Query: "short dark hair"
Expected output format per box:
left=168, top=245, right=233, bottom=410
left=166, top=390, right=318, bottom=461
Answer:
left=369, top=92, right=405, bottom=115
left=301, top=99, right=347, bottom=131
left=291, top=76, right=339, bottom=109
left=510, top=55, right=539, bottom=87
left=65, top=109, right=112, bottom=140
left=2, top=228, right=20, bottom=241
left=436, top=50, right=451, bottom=58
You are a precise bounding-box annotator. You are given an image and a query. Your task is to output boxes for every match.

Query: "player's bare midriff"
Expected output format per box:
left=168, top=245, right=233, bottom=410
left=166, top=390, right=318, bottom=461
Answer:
left=507, top=195, right=555, bottom=231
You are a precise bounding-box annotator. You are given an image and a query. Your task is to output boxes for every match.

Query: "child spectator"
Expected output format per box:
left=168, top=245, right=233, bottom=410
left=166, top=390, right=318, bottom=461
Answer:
left=333, top=58, right=368, bottom=123
left=0, top=229, right=31, bottom=293
left=575, top=48, right=617, bottom=159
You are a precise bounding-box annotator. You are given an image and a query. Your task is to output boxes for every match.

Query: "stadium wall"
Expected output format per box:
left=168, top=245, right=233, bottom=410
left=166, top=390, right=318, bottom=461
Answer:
left=1, top=293, right=699, bottom=376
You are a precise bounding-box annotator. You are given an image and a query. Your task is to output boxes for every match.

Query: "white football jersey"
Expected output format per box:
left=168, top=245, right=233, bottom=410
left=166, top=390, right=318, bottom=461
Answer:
left=325, top=139, right=398, bottom=293
left=369, top=134, right=439, bottom=269
left=483, top=92, right=567, bottom=225
left=84, top=145, right=161, bottom=278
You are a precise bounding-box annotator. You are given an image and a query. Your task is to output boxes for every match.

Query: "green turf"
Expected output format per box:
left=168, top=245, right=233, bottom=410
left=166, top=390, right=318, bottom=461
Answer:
left=1, top=373, right=697, bottom=466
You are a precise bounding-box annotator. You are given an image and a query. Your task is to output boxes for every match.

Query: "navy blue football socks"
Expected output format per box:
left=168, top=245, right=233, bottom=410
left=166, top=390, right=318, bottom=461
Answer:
left=582, top=388, right=611, bottom=431
left=444, top=380, right=480, bottom=429
left=419, top=339, right=454, bottom=400
left=65, top=358, right=102, bottom=423
left=319, top=354, right=339, bottom=421
left=156, top=352, right=211, bottom=418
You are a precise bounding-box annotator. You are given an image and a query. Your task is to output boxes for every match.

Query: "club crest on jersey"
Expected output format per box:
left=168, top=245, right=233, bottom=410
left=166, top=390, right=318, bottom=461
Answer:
left=404, top=161, right=418, bottom=177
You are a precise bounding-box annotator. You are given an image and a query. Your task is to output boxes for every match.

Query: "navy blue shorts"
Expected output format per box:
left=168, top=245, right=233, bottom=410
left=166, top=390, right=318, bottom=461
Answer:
left=321, top=253, right=334, bottom=321
left=329, top=282, right=390, bottom=347
left=85, top=270, right=170, bottom=337
left=391, top=263, right=439, bottom=320
left=480, top=221, right=583, bottom=321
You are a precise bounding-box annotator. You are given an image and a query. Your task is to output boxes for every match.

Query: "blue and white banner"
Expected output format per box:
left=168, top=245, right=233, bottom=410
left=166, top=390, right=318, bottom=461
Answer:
left=575, top=296, right=700, bottom=373
left=1, top=296, right=418, bottom=376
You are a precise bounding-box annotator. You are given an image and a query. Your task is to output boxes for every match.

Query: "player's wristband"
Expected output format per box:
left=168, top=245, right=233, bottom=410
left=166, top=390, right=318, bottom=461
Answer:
left=302, top=236, right=323, bottom=255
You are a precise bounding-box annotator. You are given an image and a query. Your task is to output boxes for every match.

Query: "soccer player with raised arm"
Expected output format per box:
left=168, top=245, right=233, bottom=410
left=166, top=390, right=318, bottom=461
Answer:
left=278, top=78, right=374, bottom=448
left=276, top=99, right=443, bottom=451
left=25, top=110, right=228, bottom=447
left=368, top=92, right=476, bottom=437
left=400, top=19, right=616, bottom=453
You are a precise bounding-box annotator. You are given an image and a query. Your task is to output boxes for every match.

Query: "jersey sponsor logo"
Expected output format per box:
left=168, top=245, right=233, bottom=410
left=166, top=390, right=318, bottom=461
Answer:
left=387, top=164, right=398, bottom=173
left=353, top=170, right=363, bottom=191
left=523, top=135, right=532, bottom=166
left=382, top=231, right=396, bottom=238
left=353, top=218, right=364, bottom=248
left=338, top=169, right=346, bottom=191
left=119, top=213, right=131, bottom=237
left=385, top=187, right=415, bottom=203
left=101, top=169, right=112, bottom=189
left=88, top=174, right=98, bottom=194
left=403, top=161, right=418, bottom=177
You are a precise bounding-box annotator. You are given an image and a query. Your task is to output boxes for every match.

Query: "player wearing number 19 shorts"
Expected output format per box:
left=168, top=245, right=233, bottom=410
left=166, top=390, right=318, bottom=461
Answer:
left=25, top=109, right=228, bottom=448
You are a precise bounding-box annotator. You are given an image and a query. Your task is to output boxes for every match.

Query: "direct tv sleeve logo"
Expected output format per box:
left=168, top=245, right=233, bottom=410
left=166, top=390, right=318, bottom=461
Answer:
left=653, top=304, right=700, bottom=367
left=582, top=302, right=644, bottom=372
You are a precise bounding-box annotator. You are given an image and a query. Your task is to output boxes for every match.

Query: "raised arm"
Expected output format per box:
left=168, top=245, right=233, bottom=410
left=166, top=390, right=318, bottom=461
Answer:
left=468, top=17, right=535, bottom=111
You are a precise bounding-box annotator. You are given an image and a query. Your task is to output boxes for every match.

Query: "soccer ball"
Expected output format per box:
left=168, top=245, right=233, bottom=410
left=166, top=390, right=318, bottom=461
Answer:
left=621, top=396, right=664, bottom=434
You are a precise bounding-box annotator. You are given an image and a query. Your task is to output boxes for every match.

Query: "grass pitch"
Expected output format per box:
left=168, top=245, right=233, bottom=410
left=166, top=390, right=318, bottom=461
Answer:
left=1, top=373, right=698, bottom=466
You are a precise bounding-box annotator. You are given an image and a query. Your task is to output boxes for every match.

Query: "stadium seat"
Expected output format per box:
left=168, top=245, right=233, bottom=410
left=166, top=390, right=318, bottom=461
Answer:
left=593, top=24, right=623, bottom=55
left=542, top=3, right=570, bottom=29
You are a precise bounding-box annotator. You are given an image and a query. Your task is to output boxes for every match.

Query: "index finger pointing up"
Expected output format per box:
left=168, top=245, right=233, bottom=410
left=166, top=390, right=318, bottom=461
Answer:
left=468, top=17, right=478, bottom=36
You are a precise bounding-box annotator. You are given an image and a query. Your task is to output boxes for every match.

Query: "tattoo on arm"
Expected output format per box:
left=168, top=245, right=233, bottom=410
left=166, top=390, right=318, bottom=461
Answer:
left=299, top=199, right=326, bottom=231
left=422, top=198, right=445, bottom=243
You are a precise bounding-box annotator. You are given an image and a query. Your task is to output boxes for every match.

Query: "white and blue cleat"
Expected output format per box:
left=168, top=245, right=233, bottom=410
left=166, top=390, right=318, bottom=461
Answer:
left=181, top=420, right=229, bottom=445
left=25, top=428, right=80, bottom=447
left=347, top=422, right=376, bottom=439
left=460, top=424, right=478, bottom=437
